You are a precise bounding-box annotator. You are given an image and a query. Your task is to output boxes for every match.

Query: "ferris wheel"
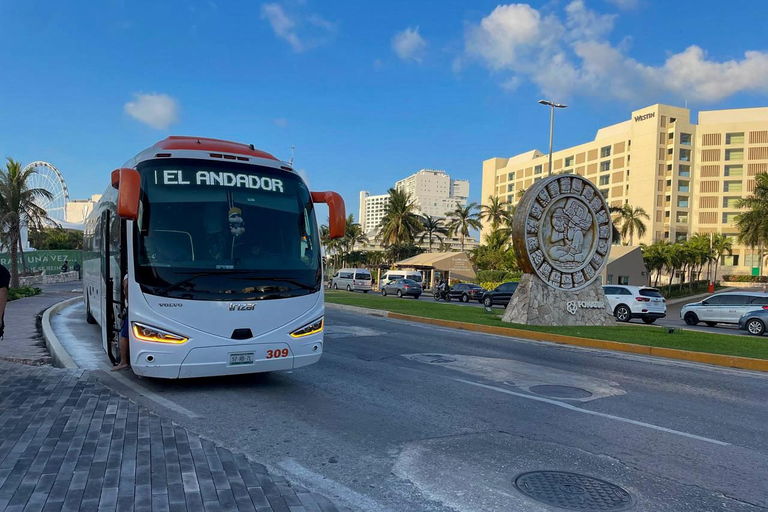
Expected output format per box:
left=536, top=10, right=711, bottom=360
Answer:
left=22, top=161, right=70, bottom=225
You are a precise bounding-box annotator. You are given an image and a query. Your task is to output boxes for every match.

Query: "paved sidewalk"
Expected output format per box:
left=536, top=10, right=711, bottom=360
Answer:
left=0, top=283, right=81, bottom=365
left=0, top=362, right=345, bottom=512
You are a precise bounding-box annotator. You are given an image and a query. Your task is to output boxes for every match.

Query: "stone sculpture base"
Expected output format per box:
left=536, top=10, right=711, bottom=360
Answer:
left=501, top=274, right=615, bottom=327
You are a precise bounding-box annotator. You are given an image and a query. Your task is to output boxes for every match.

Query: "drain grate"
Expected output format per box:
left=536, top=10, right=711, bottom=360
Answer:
left=514, top=471, right=634, bottom=511
left=529, top=385, right=593, bottom=399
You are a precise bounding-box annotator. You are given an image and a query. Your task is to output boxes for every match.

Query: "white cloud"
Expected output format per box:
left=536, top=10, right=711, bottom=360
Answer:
left=260, top=3, right=336, bottom=53
left=392, top=27, right=427, bottom=63
left=461, top=1, right=768, bottom=103
left=124, top=93, right=179, bottom=130
left=273, top=118, right=288, bottom=128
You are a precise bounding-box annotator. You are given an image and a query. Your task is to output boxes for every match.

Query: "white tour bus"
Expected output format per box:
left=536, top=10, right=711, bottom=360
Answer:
left=83, top=136, right=345, bottom=379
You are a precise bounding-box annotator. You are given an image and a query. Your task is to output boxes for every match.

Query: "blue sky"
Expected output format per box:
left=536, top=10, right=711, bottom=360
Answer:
left=1, top=0, right=767, bottom=224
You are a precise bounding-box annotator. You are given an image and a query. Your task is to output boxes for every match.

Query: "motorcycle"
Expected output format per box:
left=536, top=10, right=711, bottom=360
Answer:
left=433, top=287, right=451, bottom=301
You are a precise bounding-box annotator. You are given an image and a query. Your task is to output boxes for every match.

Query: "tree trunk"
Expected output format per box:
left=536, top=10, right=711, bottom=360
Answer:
left=713, top=258, right=720, bottom=285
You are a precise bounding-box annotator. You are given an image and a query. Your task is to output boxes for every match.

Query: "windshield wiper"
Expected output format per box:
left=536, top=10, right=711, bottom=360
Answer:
left=158, top=270, right=254, bottom=296
left=228, top=275, right=318, bottom=291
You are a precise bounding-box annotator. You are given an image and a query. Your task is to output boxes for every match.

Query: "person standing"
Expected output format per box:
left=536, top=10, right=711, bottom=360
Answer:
left=111, top=276, right=130, bottom=371
left=0, top=264, right=8, bottom=339
left=73, top=261, right=81, bottom=279
left=61, top=259, right=69, bottom=273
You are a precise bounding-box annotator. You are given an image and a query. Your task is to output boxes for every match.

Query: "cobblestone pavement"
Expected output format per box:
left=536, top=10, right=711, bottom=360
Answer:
left=0, top=283, right=81, bottom=365
left=0, top=362, right=345, bottom=512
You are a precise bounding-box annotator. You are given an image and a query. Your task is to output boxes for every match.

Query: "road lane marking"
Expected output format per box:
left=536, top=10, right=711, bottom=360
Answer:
left=454, top=378, right=729, bottom=446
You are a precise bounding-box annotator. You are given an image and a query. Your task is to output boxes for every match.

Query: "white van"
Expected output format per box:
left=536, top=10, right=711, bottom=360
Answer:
left=380, top=270, right=423, bottom=288
left=331, top=268, right=373, bottom=293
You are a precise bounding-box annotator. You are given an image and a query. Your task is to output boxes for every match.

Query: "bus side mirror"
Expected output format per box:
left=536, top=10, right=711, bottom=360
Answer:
left=111, top=168, right=141, bottom=221
left=311, top=191, right=346, bottom=239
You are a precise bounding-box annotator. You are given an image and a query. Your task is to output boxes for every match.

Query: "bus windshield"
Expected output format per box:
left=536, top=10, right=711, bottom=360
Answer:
left=134, top=158, right=321, bottom=300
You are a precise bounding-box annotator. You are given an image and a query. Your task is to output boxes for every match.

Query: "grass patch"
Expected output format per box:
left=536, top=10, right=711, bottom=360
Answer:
left=325, top=290, right=768, bottom=360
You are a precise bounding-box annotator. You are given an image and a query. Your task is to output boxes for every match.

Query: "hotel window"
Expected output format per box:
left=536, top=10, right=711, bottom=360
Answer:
left=680, top=133, right=692, bottom=145
left=745, top=253, right=761, bottom=267
left=726, top=132, right=745, bottom=144
left=722, top=255, right=740, bottom=266
left=667, top=164, right=673, bottom=172
left=679, top=165, right=691, bottom=177
left=723, top=196, right=740, bottom=208
left=599, top=175, right=610, bottom=186
left=666, top=179, right=672, bottom=187
left=725, top=148, right=744, bottom=161
left=564, top=156, right=574, bottom=167
left=600, top=161, right=611, bottom=172
left=678, top=180, right=690, bottom=193
left=724, top=165, right=743, bottom=177
left=507, top=184, right=514, bottom=192
left=507, top=194, right=513, bottom=203
left=664, top=231, right=670, bottom=239
left=665, top=210, right=671, bottom=218
left=534, top=165, right=542, bottom=175
left=665, top=195, right=671, bottom=203
left=668, top=132, right=674, bottom=140
left=722, top=212, right=739, bottom=224
left=600, top=146, right=611, bottom=158
left=618, top=276, right=630, bottom=285
left=676, top=232, right=688, bottom=242
left=724, top=181, right=743, bottom=193
left=667, top=148, right=674, bottom=155
left=680, top=149, right=692, bottom=161
left=677, top=196, right=689, bottom=208
left=675, top=212, right=688, bottom=224
left=508, top=172, right=515, bottom=180
left=599, top=189, right=609, bottom=198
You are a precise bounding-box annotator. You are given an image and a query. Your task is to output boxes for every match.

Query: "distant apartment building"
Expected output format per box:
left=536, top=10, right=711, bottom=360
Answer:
left=65, top=194, right=102, bottom=224
left=481, top=104, right=768, bottom=276
left=358, top=169, right=477, bottom=252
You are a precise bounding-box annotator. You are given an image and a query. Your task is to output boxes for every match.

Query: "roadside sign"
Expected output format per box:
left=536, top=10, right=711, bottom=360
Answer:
left=752, top=267, right=760, bottom=276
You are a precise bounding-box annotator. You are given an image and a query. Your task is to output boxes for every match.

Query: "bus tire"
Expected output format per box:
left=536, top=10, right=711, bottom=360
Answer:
left=86, top=298, right=97, bottom=324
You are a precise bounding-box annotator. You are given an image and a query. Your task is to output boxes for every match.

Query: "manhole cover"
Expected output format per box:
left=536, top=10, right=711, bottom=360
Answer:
left=529, top=385, right=593, bottom=399
left=514, top=471, right=633, bottom=511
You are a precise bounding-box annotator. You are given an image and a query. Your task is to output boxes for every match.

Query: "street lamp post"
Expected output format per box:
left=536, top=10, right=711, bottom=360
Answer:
left=538, top=100, right=567, bottom=177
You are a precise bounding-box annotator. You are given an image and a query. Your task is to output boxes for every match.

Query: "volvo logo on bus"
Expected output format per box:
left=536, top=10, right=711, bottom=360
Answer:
left=229, top=303, right=255, bottom=311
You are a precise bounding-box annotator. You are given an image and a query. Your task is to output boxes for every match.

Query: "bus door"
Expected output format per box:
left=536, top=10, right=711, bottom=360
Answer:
left=100, top=209, right=118, bottom=364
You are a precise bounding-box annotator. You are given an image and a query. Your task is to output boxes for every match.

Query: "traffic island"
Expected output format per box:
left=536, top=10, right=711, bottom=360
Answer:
left=324, top=292, right=768, bottom=373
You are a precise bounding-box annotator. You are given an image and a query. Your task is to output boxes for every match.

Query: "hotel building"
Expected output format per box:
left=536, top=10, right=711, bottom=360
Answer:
left=481, top=104, right=768, bottom=276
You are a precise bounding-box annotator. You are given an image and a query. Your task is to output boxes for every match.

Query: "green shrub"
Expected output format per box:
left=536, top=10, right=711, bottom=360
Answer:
left=476, top=270, right=521, bottom=284
left=8, top=287, right=42, bottom=301
left=722, top=274, right=768, bottom=283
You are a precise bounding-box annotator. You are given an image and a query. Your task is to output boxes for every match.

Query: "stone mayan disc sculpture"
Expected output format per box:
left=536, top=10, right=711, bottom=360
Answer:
left=502, top=174, right=615, bottom=326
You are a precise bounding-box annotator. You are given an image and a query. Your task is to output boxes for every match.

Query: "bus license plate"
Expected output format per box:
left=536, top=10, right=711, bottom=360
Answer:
left=229, top=352, right=254, bottom=365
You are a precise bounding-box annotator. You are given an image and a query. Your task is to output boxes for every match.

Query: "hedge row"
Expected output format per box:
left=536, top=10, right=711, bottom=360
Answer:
left=9, top=287, right=42, bottom=301
left=476, top=270, right=521, bottom=284
left=722, top=275, right=768, bottom=283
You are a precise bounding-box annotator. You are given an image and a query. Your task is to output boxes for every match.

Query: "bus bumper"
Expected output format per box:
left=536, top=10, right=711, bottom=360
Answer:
left=131, top=339, right=323, bottom=379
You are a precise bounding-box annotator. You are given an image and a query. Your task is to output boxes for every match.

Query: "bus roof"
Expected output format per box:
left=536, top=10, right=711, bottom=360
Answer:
left=126, top=136, right=288, bottom=169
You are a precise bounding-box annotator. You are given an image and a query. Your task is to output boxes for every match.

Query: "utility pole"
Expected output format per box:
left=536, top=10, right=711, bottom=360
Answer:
left=289, top=145, right=295, bottom=166
left=538, top=100, right=567, bottom=176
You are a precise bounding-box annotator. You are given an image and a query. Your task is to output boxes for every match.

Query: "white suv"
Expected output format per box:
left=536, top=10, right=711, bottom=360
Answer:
left=680, top=292, right=768, bottom=327
left=603, top=285, right=667, bottom=324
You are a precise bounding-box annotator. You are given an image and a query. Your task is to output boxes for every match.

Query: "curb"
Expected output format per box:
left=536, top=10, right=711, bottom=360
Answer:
left=42, top=296, right=82, bottom=369
left=325, top=303, right=768, bottom=373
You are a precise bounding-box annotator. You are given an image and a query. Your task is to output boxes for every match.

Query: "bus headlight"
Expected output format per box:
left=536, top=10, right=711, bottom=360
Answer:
left=132, top=322, right=189, bottom=344
left=290, top=317, right=324, bottom=338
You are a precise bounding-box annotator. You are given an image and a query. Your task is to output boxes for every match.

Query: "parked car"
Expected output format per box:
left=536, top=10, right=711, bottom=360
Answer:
left=330, top=268, right=372, bottom=293
left=681, top=292, right=768, bottom=327
left=449, top=283, right=487, bottom=303
left=481, top=282, right=519, bottom=307
left=738, top=308, right=768, bottom=335
left=381, top=279, right=422, bottom=299
left=603, top=285, right=666, bottom=323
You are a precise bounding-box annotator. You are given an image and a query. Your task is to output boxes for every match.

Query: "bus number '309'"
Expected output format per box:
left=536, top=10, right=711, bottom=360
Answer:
left=266, top=349, right=290, bottom=359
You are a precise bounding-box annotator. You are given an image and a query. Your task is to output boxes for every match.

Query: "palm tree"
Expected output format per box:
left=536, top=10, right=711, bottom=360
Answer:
left=418, top=215, right=448, bottom=252
left=341, top=215, right=368, bottom=265
left=480, top=196, right=510, bottom=232
left=641, top=240, right=669, bottom=287
left=0, top=158, right=52, bottom=287
left=613, top=204, right=649, bottom=245
left=711, top=233, right=733, bottom=284
left=737, top=173, right=768, bottom=275
left=446, top=203, right=482, bottom=252
left=378, top=188, right=423, bottom=255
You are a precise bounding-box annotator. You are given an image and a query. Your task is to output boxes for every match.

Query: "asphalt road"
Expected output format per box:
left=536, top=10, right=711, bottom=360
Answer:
left=53, top=300, right=768, bottom=511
